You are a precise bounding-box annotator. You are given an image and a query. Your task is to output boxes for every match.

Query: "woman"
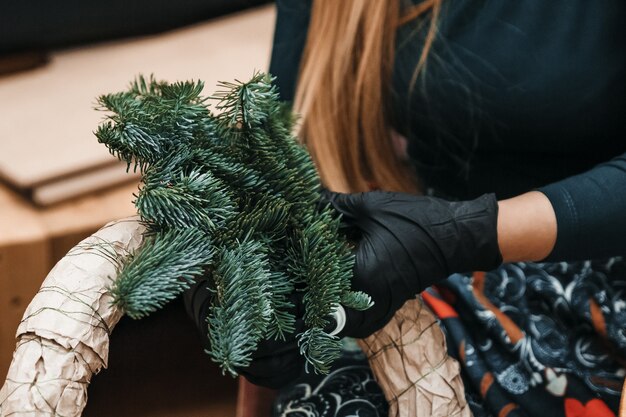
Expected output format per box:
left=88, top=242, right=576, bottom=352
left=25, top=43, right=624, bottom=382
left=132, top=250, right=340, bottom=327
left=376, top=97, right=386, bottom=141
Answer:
left=186, top=1, right=626, bottom=415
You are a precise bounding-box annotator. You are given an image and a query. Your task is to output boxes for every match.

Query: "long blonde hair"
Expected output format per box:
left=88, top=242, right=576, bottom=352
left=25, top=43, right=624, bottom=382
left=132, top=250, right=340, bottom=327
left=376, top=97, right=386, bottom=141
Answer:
left=295, top=0, right=441, bottom=193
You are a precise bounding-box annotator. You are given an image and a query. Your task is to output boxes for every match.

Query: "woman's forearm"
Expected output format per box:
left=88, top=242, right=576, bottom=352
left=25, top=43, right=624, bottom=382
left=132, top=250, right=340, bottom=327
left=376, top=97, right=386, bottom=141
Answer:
left=497, top=191, right=557, bottom=263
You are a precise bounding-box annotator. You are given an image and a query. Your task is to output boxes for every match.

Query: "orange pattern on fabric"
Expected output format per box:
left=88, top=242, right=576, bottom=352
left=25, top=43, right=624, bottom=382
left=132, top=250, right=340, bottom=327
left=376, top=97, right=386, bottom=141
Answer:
left=498, top=403, right=519, bottom=417
left=588, top=299, right=626, bottom=369
left=480, top=372, right=494, bottom=398
left=458, top=339, right=466, bottom=365
left=435, top=285, right=457, bottom=305
left=472, top=271, right=524, bottom=344
left=565, top=398, right=615, bottom=417
left=422, top=290, right=458, bottom=319
left=590, top=298, right=608, bottom=339
left=589, top=376, right=623, bottom=392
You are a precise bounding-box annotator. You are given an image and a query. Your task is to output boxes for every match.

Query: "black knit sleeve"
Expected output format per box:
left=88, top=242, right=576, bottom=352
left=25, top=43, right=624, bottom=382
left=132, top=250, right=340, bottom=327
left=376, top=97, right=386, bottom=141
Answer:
left=268, top=0, right=311, bottom=102
left=539, top=152, right=626, bottom=261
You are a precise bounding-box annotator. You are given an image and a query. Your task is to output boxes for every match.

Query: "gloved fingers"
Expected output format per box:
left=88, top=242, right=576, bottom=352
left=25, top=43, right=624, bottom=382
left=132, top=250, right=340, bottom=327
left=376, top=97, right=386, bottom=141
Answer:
left=318, top=188, right=336, bottom=206
left=337, top=292, right=396, bottom=339
left=239, top=347, right=306, bottom=389
left=317, top=187, right=335, bottom=213
left=252, top=318, right=306, bottom=358
left=289, top=290, right=306, bottom=317
left=236, top=308, right=306, bottom=388
left=335, top=305, right=364, bottom=339
left=182, top=275, right=215, bottom=343
left=249, top=289, right=308, bottom=358
left=338, top=297, right=410, bottom=339
left=182, top=275, right=211, bottom=321
left=319, top=189, right=365, bottom=221
left=185, top=278, right=307, bottom=327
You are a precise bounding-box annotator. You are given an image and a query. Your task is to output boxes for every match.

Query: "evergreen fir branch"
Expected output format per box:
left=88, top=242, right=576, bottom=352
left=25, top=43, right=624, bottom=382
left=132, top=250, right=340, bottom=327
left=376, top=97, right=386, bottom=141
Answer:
left=206, top=240, right=273, bottom=376
left=128, top=74, right=164, bottom=96
left=264, top=271, right=296, bottom=340
left=97, top=78, right=214, bottom=167
left=264, top=101, right=298, bottom=141
left=96, top=91, right=143, bottom=121
left=127, top=75, right=207, bottom=108
left=260, top=103, right=321, bottom=207
left=97, top=72, right=373, bottom=377
left=159, top=80, right=206, bottom=104
left=239, top=129, right=310, bottom=203
left=316, top=210, right=372, bottom=312
left=265, top=143, right=321, bottom=213
left=190, top=147, right=271, bottom=195
left=341, top=291, right=373, bottom=311
left=295, top=219, right=345, bottom=329
left=217, top=194, right=291, bottom=245
left=297, top=327, right=342, bottom=375
left=110, top=228, right=213, bottom=319
left=95, top=121, right=166, bottom=170
left=212, top=72, right=278, bottom=131
left=136, top=170, right=234, bottom=231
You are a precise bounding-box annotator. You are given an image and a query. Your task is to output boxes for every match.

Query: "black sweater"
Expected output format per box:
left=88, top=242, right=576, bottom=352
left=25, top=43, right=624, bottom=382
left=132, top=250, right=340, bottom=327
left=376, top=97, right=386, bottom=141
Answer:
left=269, top=0, right=626, bottom=261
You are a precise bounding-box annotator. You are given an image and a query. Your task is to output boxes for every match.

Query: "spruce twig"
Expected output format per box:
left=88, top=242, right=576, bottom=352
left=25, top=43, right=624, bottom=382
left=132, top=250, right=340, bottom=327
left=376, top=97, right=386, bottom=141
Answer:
left=96, top=72, right=372, bottom=375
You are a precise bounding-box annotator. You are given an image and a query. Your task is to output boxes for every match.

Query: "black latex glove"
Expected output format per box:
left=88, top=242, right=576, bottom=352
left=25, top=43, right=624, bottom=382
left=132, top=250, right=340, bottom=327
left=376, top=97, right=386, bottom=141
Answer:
left=323, top=190, right=502, bottom=338
left=183, top=276, right=305, bottom=389
left=183, top=190, right=501, bottom=387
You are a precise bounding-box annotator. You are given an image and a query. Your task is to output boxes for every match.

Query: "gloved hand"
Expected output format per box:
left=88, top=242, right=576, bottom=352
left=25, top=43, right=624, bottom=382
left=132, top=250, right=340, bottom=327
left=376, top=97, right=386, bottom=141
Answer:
left=183, top=276, right=305, bottom=389
left=183, top=190, right=502, bottom=387
left=322, top=190, right=502, bottom=338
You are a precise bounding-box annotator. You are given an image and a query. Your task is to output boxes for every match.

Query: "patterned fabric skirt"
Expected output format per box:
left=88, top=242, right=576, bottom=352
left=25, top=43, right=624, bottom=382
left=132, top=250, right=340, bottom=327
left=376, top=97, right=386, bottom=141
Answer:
left=272, top=258, right=626, bottom=417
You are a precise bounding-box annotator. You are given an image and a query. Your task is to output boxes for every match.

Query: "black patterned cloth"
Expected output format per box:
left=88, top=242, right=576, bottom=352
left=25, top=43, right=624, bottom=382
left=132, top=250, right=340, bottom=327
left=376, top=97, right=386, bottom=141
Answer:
left=273, top=258, right=626, bottom=417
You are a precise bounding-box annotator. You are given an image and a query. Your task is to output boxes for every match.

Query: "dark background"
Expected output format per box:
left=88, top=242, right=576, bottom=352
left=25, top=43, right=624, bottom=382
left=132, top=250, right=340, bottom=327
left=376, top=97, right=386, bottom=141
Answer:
left=0, top=0, right=270, bottom=55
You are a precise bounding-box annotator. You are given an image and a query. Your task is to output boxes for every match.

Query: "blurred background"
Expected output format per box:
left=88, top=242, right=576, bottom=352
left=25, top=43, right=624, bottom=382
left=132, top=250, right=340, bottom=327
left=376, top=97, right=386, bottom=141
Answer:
left=0, top=1, right=275, bottom=415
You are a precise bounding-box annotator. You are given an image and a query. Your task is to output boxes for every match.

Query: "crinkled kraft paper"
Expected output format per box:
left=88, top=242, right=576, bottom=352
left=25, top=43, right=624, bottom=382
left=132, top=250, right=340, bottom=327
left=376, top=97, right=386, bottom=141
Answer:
left=359, top=297, right=471, bottom=417
left=0, top=217, right=145, bottom=416
left=1, top=216, right=471, bottom=417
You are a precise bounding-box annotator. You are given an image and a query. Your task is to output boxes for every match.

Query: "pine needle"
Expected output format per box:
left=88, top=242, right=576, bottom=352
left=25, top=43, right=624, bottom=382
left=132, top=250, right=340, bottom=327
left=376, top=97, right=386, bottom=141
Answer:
left=97, top=72, right=371, bottom=375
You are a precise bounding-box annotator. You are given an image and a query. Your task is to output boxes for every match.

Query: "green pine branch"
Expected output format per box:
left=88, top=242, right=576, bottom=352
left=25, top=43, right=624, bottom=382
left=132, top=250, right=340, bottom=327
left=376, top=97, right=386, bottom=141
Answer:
left=207, top=240, right=273, bottom=376
left=136, top=169, right=234, bottom=231
left=97, top=73, right=372, bottom=375
left=110, top=227, right=213, bottom=319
